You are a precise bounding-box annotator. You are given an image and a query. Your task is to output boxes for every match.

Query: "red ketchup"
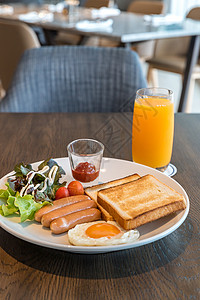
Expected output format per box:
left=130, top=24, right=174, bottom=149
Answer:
left=72, top=162, right=99, bottom=182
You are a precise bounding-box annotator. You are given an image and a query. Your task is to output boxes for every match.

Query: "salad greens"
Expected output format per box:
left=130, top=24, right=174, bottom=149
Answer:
left=0, top=159, right=66, bottom=222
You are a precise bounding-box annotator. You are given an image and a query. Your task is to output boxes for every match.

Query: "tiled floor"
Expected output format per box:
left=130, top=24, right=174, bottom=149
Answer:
left=143, top=64, right=200, bottom=113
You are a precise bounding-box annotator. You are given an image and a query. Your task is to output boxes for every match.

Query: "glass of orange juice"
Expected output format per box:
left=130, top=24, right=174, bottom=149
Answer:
left=132, top=88, right=174, bottom=171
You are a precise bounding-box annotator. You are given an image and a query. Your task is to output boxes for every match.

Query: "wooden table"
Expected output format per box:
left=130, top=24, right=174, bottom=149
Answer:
left=1, top=4, right=200, bottom=112
left=0, top=112, right=199, bottom=299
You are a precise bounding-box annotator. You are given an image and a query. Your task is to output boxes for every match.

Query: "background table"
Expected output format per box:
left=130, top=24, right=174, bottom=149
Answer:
left=1, top=4, right=200, bottom=112
left=0, top=112, right=199, bottom=299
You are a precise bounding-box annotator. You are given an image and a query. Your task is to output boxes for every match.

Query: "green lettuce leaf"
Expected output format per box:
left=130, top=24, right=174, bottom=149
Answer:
left=0, top=183, right=15, bottom=201
left=38, top=158, right=65, bottom=185
left=1, top=193, right=18, bottom=216
left=0, top=189, right=10, bottom=200
left=1, top=204, right=18, bottom=216
left=14, top=195, right=50, bottom=222
left=14, top=163, right=33, bottom=177
left=0, top=186, right=51, bottom=222
left=0, top=158, right=66, bottom=221
left=6, top=182, right=16, bottom=196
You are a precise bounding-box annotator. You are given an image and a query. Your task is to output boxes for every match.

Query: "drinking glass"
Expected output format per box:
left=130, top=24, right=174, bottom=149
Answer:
left=67, top=139, right=104, bottom=183
left=132, top=87, right=174, bottom=171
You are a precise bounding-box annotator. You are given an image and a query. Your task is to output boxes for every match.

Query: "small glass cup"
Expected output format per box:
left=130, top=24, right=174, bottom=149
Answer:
left=67, top=139, right=104, bottom=183
left=132, top=87, right=174, bottom=172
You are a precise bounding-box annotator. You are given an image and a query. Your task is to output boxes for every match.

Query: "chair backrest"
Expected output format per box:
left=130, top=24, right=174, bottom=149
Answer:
left=0, top=19, right=40, bottom=91
left=186, top=6, right=200, bottom=20
left=127, top=0, right=164, bottom=15
left=0, top=46, right=147, bottom=112
left=84, top=0, right=109, bottom=9
left=153, top=6, right=200, bottom=57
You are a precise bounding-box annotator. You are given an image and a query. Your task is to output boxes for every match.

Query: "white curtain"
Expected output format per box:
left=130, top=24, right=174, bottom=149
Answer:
left=165, top=0, right=200, bottom=16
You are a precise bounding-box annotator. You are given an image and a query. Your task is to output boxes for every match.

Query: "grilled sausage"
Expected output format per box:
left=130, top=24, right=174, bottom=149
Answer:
left=35, top=195, right=91, bottom=222
left=50, top=208, right=101, bottom=234
left=41, top=199, right=97, bottom=227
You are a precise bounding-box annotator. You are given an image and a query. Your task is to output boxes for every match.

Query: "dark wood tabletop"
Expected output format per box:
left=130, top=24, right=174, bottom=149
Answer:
left=0, top=112, right=199, bottom=300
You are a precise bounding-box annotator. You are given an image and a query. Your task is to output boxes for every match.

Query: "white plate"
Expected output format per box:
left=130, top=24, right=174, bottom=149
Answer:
left=0, top=157, right=189, bottom=254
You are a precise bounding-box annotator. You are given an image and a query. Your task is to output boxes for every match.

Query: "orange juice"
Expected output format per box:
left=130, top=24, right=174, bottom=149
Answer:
left=132, top=97, right=174, bottom=169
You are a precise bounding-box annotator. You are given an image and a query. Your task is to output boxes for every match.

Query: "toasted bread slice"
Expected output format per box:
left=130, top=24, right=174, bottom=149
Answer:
left=97, top=174, right=186, bottom=230
left=85, top=173, right=140, bottom=221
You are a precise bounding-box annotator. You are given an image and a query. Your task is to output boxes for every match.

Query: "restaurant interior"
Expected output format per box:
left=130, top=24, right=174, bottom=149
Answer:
left=0, top=0, right=200, bottom=112
left=0, top=1, right=199, bottom=300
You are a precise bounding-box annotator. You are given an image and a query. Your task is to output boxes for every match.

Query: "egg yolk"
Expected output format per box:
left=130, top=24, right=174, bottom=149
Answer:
left=86, top=223, right=121, bottom=239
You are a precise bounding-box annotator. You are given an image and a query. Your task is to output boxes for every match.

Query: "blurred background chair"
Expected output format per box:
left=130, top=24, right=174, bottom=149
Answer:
left=127, top=0, right=164, bottom=15
left=84, top=0, right=109, bottom=9
left=0, top=19, right=40, bottom=98
left=127, top=1, right=164, bottom=61
left=0, top=46, right=147, bottom=112
left=116, top=0, right=163, bottom=12
left=99, top=0, right=164, bottom=59
left=147, top=6, right=200, bottom=112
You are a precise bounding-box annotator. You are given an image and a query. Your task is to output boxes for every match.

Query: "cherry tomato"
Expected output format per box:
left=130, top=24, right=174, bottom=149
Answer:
left=55, top=187, right=69, bottom=200
left=68, top=181, right=84, bottom=196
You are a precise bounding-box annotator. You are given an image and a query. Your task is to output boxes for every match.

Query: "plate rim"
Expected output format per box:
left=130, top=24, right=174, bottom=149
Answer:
left=0, top=157, right=190, bottom=254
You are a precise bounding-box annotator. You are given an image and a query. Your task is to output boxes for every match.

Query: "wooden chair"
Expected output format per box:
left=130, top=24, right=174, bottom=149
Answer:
left=0, top=19, right=40, bottom=96
left=84, top=0, right=109, bottom=9
left=127, top=0, right=164, bottom=15
left=147, top=7, right=200, bottom=112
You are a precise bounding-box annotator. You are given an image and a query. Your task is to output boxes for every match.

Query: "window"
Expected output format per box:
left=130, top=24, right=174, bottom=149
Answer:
left=165, top=0, right=200, bottom=16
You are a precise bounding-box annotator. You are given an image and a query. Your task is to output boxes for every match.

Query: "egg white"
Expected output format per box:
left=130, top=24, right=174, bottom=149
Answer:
left=68, top=221, right=140, bottom=246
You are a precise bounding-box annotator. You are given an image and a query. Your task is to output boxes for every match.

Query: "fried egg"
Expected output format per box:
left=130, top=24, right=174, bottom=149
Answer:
left=68, top=221, right=140, bottom=246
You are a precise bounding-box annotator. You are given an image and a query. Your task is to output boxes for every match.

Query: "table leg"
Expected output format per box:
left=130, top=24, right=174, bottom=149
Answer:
left=124, top=42, right=132, bottom=49
left=42, top=29, right=58, bottom=45
left=178, top=35, right=200, bottom=112
left=119, top=42, right=132, bottom=49
left=77, top=36, right=90, bottom=45
left=31, top=27, right=46, bottom=46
